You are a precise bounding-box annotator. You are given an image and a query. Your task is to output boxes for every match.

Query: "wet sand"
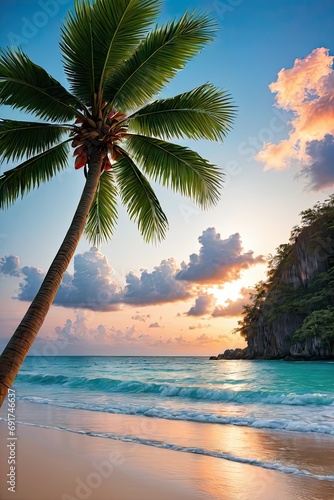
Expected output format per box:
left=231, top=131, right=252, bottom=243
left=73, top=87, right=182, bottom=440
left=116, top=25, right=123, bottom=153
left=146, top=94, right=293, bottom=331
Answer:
left=1, top=416, right=334, bottom=500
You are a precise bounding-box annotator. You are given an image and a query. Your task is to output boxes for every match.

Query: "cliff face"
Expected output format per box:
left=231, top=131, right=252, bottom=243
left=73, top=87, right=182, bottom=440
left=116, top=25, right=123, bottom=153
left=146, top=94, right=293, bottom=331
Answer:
left=214, top=201, right=334, bottom=361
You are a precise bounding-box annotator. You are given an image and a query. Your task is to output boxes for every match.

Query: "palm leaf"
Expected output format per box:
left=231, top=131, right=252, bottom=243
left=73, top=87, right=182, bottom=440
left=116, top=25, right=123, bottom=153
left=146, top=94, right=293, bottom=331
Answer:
left=105, top=11, right=219, bottom=111
left=0, top=141, right=70, bottom=208
left=113, top=151, right=168, bottom=242
left=0, top=119, right=69, bottom=163
left=128, top=83, right=236, bottom=141
left=125, top=134, right=223, bottom=207
left=85, top=170, right=118, bottom=246
left=60, top=0, right=160, bottom=105
left=0, top=48, right=82, bottom=122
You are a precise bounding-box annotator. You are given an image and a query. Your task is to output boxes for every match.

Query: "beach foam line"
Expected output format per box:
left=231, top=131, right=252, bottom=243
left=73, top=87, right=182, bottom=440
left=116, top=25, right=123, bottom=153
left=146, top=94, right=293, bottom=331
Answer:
left=3, top=420, right=334, bottom=482
left=15, top=395, right=334, bottom=436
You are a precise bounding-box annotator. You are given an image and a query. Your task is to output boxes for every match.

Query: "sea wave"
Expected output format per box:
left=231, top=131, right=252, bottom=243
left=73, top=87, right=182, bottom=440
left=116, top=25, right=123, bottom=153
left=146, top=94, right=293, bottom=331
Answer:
left=16, top=395, right=334, bottom=435
left=16, top=372, right=334, bottom=406
left=1, top=420, right=333, bottom=482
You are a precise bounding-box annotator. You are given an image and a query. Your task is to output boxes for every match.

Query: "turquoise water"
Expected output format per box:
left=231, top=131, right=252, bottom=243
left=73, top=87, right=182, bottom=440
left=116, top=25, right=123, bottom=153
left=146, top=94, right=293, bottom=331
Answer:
left=11, top=356, right=334, bottom=435
left=2, top=356, right=334, bottom=484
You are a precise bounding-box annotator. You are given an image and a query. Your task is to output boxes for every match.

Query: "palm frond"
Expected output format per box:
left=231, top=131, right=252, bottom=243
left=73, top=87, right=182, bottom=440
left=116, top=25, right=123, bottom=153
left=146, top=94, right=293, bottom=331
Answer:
left=125, top=134, right=223, bottom=207
left=113, top=150, right=168, bottom=243
left=60, top=0, right=161, bottom=105
left=0, top=48, right=82, bottom=122
left=128, top=83, right=236, bottom=141
left=105, top=11, right=219, bottom=111
left=0, top=141, right=70, bottom=208
left=60, top=0, right=95, bottom=106
left=85, top=170, right=118, bottom=246
left=0, top=119, right=69, bottom=163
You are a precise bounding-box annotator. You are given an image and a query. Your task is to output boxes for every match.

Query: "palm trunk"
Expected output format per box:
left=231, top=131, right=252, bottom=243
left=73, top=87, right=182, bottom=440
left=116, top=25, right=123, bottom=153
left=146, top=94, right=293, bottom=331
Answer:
left=0, top=153, right=103, bottom=407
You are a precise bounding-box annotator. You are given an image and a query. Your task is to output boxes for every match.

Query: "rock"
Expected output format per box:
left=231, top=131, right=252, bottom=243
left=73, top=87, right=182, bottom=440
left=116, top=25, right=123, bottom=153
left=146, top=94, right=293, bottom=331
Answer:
left=210, top=199, right=334, bottom=361
left=214, top=347, right=250, bottom=360
left=245, top=208, right=334, bottom=360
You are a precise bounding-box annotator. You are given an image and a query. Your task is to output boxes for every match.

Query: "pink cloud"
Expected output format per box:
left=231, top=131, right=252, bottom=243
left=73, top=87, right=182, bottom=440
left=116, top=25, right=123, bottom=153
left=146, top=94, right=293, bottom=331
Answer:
left=257, top=140, right=297, bottom=170
left=212, top=287, right=254, bottom=318
left=293, top=93, right=334, bottom=141
left=269, top=47, right=333, bottom=111
left=256, top=47, right=334, bottom=190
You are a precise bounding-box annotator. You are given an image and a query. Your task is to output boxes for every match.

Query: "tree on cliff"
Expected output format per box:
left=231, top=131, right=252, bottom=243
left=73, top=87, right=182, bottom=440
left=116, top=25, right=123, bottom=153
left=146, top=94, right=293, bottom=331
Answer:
left=292, top=307, right=334, bottom=345
left=0, top=0, right=236, bottom=406
left=233, top=196, right=334, bottom=356
left=233, top=281, right=267, bottom=340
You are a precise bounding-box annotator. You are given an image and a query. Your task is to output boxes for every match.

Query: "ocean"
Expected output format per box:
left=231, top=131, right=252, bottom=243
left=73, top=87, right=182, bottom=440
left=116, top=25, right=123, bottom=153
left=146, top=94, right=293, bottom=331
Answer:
left=2, top=356, right=334, bottom=484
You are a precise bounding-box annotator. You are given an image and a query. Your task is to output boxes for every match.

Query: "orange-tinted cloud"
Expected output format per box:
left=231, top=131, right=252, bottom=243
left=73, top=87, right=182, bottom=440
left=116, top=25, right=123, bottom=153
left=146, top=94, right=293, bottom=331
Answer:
left=212, top=287, right=253, bottom=318
left=2, top=229, right=264, bottom=311
left=269, top=47, right=333, bottom=112
left=257, top=140, right=297, bottom=171
left=256, top=47, right=334, bottom=190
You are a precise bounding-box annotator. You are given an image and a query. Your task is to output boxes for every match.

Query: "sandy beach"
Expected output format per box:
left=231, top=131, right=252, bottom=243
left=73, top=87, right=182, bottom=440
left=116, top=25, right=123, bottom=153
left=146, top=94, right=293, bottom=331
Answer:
left=1, top=420, right=205, bottom=500
left=1, top=358, right=334, bottom=500
left=1, top=408, right=334, bottom=500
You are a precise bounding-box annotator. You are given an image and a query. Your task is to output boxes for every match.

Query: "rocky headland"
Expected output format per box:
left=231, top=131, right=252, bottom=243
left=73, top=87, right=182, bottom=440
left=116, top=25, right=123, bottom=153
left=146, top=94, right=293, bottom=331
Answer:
left=211, top=197, right=334, bottom=361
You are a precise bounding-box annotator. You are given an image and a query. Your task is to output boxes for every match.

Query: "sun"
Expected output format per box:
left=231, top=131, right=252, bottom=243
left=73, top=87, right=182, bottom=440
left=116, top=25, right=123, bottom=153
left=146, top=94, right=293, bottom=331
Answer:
left=208, top=282, right=244, bottom=305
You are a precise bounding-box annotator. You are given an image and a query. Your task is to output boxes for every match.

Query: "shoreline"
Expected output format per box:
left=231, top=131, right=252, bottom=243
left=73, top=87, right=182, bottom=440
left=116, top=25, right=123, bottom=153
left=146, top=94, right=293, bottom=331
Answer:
left=0, top=422, right=203, bottom=500
left=1, top=404, right=334, bottom=499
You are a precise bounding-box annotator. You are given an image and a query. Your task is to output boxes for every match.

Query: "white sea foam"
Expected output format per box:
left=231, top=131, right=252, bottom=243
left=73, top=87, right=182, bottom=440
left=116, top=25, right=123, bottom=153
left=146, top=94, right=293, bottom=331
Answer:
left=16, top=395, right=334, bottom=436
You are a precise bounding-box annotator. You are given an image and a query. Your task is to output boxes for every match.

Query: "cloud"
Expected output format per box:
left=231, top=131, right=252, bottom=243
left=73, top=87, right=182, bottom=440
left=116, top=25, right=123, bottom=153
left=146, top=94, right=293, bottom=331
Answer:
left=299, top=134, right=334, bottom=191
left=24, top=307, right=231, bottom=356
left=186, top=286, right=254, bottom=318
left=8, top=248, right=121, bottom=310
left=176, top=228, right=265, bottom=284
left=17, top=265, right=45, bottom=301
left=269, top=47, right=333, bottom=112
left=10, top=249, right=190, bottom=311
left=0, top=255, right=21, bottom=277
left=55, top=247, right=121, bottom=310
left=123, top=258, right=191, bottom=305
left=188, top=323, right=211, bottom=330
left=212, top=287, right=253, bottom=317
left=2, top=229, right=262, bottom=312
left=175, top=334, right=186, bottom=343
left=256, top=47, right=334, bottom=190
left=186, top=294, right=216, bottom=316
left=54, top=313, right=140, bottom=345
left=55, top=318, right=83, bottom=344
left=53, top=311, right=118, bottom=345
left=58, top=253, right=191, bottom=309
left=195, top=333, right=220, bottom=344
left=257, top=140, right=298, bottom=170
left=131, top=313, right=151, bottom=322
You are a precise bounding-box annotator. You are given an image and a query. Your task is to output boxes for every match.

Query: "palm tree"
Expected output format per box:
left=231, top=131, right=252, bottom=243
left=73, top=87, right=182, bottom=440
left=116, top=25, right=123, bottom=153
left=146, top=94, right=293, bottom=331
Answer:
left=0, top=0, right=235, bottom=406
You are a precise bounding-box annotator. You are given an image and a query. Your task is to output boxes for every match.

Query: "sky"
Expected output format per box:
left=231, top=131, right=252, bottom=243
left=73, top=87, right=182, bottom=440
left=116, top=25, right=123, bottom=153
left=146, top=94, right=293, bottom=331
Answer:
left=0, top=0, right=334, bottom=356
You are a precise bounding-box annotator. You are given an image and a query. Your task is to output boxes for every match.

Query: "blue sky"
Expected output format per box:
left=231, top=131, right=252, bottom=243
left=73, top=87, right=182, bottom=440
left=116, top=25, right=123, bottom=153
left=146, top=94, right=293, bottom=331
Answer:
left=0, top=0, right=333, bottom=356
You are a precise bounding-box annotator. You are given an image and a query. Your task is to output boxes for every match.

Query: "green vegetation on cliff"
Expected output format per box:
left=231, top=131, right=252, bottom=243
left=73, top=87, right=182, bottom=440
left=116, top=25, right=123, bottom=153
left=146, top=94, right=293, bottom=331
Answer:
left=234, top=196, right=334, bottom=351
left=292, top=307, right=334, bottom=343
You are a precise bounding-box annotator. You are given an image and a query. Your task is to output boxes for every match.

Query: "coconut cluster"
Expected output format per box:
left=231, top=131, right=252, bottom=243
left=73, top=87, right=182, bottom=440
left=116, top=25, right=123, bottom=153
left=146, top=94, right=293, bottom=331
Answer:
left=71, top=110, right=128, bottom=172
